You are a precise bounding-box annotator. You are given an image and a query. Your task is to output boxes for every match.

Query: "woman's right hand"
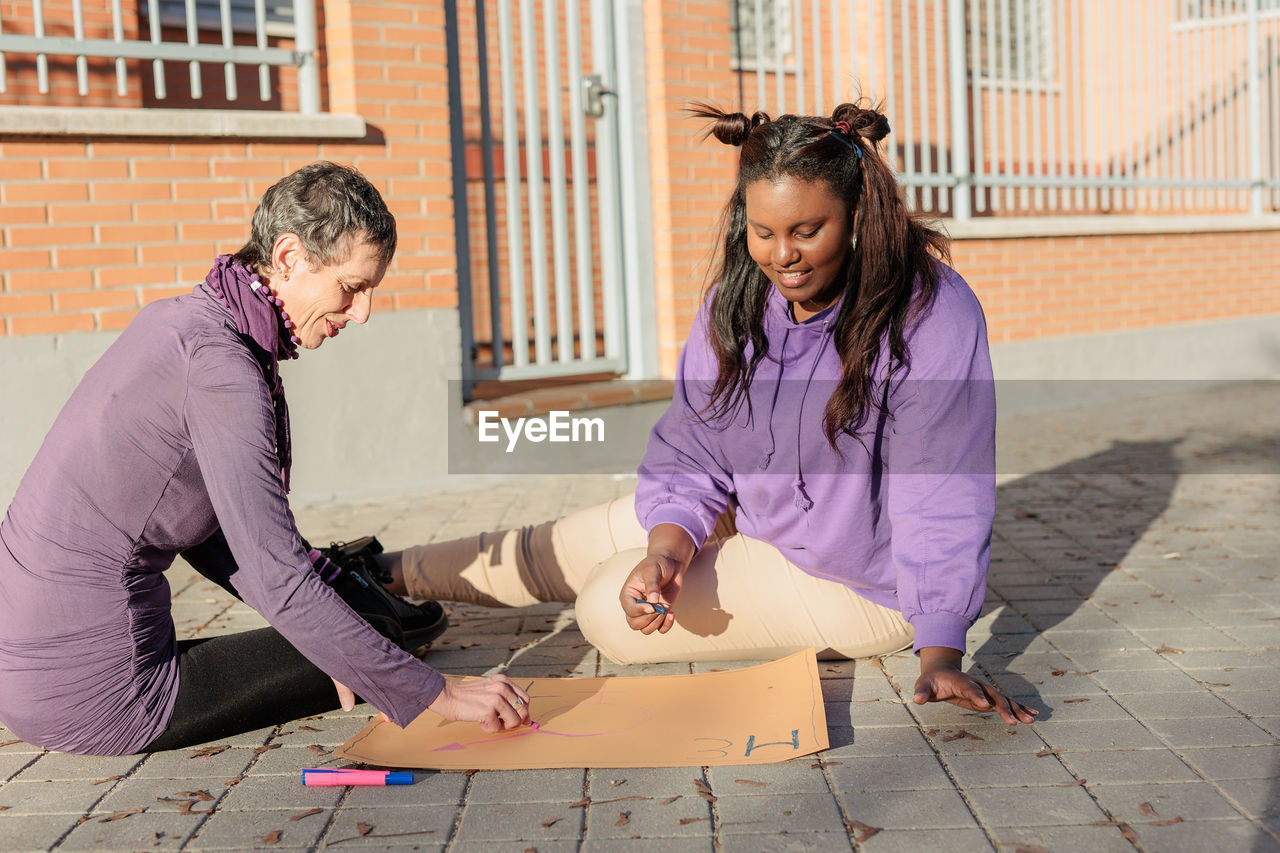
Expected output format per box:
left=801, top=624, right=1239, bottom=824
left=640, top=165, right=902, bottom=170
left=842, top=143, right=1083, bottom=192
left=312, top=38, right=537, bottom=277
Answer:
left=427, top=674, right=531, bottom=733
left=619, top=553, right=683, bottom=635
left=618, top=523, right=697, bottom=635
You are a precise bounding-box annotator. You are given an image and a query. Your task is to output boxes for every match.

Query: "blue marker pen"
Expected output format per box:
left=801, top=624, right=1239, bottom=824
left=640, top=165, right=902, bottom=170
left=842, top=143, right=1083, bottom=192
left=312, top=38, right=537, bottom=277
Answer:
left=635, top=598, right=669, bottom=616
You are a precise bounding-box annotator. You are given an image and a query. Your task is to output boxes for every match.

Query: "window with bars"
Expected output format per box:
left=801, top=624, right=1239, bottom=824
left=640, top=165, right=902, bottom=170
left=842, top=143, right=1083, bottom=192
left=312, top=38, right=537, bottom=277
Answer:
left=730, top=0, right=794, bottom=72
left=142, top=0, right=295, bottom=37
left=969, top=0, right=1056, bottom=87
left=1183, top=0, right=1280, bottom=17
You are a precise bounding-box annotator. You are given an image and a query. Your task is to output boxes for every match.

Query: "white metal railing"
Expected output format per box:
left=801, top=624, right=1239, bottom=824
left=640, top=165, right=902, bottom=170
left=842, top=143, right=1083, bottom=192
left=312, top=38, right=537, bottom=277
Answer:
left=0, top=0, right=318, bottom=112
left=733, top=0, right=1280, bottom=217
left=450, top=0, right=629, bottom=387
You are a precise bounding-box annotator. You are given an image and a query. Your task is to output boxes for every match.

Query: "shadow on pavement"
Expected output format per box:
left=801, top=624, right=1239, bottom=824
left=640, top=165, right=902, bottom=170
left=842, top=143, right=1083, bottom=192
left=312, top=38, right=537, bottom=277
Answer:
left=974, top=439, right=1181, bottom=715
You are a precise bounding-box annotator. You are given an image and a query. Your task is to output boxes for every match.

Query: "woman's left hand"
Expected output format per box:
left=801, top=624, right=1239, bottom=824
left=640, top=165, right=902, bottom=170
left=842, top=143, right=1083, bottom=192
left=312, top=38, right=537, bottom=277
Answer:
left=912, top=647, right=1037, bottom=725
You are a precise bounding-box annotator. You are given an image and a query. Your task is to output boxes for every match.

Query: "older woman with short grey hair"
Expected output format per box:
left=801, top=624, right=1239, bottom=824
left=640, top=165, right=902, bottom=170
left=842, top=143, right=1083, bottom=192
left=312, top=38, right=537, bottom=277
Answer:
left=0, top=162, right=531, bottom=756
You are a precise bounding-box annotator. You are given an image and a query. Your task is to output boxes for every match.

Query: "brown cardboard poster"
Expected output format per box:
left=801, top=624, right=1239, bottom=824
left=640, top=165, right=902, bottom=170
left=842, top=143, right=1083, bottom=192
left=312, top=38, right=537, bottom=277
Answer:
left=335, top=649, right=828, bottom=769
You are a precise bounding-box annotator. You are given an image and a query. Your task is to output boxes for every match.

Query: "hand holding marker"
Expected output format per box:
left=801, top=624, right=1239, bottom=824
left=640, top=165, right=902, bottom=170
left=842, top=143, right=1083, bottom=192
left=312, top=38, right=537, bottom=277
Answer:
left=636, top=598, right=669, bottom=616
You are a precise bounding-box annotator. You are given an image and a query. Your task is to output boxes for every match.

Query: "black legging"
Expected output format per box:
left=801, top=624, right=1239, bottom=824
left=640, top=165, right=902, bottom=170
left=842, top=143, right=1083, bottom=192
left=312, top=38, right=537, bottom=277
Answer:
left=143, top=530, right=343, bottom=751
left=144, top=629, right=339, bottom=751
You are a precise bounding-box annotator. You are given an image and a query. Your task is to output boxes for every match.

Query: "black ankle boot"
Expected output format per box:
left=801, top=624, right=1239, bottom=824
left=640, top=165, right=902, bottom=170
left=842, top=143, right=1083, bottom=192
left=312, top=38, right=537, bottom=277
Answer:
left=304, top=536, right=448, bottom=657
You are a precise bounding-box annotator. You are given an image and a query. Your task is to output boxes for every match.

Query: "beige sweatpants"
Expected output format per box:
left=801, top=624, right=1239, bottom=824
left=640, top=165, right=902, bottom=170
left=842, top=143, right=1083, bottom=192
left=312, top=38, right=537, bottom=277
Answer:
left=393, top=496, right=913, bottom=665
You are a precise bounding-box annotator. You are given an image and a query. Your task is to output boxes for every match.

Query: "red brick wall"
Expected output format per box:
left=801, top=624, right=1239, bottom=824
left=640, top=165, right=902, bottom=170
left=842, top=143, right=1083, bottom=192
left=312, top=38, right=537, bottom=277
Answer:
left=953, top=231, right=1280, bottom=343
left=0, top=0, right=459, bottom=337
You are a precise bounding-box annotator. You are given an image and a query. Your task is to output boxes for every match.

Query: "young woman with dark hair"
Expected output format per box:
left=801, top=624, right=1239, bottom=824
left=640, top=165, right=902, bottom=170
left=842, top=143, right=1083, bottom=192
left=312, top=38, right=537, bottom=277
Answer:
left=378, top=102, right=1035, bottom=725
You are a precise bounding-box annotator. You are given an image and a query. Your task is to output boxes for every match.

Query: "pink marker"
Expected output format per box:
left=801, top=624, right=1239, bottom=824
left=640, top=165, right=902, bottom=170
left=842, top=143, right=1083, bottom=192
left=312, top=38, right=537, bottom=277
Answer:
left=301, top=768, right=413, bottom=786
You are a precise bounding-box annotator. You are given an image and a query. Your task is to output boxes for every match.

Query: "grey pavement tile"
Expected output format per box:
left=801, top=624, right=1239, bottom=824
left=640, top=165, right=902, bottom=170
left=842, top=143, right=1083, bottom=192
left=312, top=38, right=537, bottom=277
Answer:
left=838, top=789, right=977, bottom=830
left=0, top=739, right=44, bottom=756
left=964, top=784, right=1108, bottom=827
left=822, top=725, right=933, bottom=758
left=1127, top=817, right=1272, bottom=852
left=1034, top=695, right=1134, bottom=723
left=1115, top=691, right=1246, bottom=720
left=12, top=751, right=143, bottom=782
left=421, top=645, right=517, bottom=669
left=1058, top=749, right=1201, bottom=784
left=1171, top=649, right=1279, bottom=670
left=1180, top=745, right=1280, bottom=781
left=923, top=722, right=1048, bottom=756
left=244, top=745, right=347, bottom=778
left=1201, top=667, right=1280, bottom=692
left=581, top=839, right=714, bottom=853
left=0, top=813, right=83, bottom=851
left=318, top=805, right=455, bottom=848
left=92, top=777, right=227, bottom=815
left=216, top=773, right=346, bottom=811
left=582, top=791, right=711, bottom=840
left=715, top=792, right=845, bottom=835
left=1256, top=718, right=1280, bottom=738
left=186, top=807, right=330, bottom=849
left=0, top=779, right=111, bottom=816
left=453, top=801, right=585, bottom=842
left=584, top=767, right=701, bottom=799
left=1088, top=781, right=1242, bottom=822
left=705, top=761, right=830, bottom=796
left=1133, top=626, right=1248, bottom=651
left=465, top=769, right=586, bottom=804
left=134, top=746, right=259, bottom=781
left=941, top=752, right=1078, bottom=788
left=993, top=671, right=1107, bottom=699
left=1061, top=648, right=1180, bottom=671
left=52, top=809, right=206, bottom=851
left=970, top=651, right=1077, bottom=677
left=1224, top=625, right=1280, bottom=648
left=271, top=714, right=378, bottom=748
left=1036, top=719, right=1168, bottom=751
left=857, top=828, right=993, bottom=852
left=989, top=824, right=1139, bottom=853
left=1145, top=717, right=1278, bottom=748
left=713, top=830, right=852, bottom=851
left=0, top=754, right=38, bottom=783
left=838, top=699, right=917, bottom=728
left=824, top=755, right=953, bottom=792
left=1217, top=778, right=1280, bottom=819
left=1089, top=668, right=1204, bottom=694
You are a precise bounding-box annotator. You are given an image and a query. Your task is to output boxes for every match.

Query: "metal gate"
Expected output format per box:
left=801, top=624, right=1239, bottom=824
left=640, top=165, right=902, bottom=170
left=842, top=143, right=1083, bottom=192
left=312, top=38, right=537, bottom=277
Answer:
left=446, top=0, right=635, bottom=395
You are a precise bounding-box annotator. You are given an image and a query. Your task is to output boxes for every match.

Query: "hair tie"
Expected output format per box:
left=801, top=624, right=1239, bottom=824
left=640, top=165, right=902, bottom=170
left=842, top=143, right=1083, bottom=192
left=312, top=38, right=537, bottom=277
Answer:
left=827, top=121, right=863, bottom=160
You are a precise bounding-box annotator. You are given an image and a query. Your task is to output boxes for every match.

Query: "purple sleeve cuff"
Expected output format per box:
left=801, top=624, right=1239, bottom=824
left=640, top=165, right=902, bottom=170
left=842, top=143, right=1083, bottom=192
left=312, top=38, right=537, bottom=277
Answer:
left=907, top=611, right=971, bottom=655
left=642, top=503, right=710, bottom=550
left=386, top=665, right=445, bottom=728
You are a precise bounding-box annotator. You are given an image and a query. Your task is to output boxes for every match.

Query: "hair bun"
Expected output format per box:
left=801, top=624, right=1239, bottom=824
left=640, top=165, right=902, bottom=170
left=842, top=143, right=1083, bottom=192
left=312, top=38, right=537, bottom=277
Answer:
left=688, top=102, right=771, bottom=146
left=831, top=101, right=890, bottom=142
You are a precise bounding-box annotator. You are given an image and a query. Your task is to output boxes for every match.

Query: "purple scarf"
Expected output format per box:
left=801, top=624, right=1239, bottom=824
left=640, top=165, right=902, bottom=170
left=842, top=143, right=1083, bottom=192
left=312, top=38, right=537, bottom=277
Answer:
left=202, top=254, right=294, bottom=491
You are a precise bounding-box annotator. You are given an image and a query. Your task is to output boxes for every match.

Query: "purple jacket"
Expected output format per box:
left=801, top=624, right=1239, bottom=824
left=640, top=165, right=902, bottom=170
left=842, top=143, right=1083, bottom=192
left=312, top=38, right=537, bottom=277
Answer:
left=0, top=287, right=443, bottom=755
left=636, top=264, right=996, bottom=653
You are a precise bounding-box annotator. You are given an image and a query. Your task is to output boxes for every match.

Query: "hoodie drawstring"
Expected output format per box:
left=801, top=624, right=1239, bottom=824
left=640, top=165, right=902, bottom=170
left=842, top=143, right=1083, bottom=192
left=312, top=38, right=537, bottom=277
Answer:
left=792, top=319, right=833, bottom=511
left=757, top=327, right=790, bottom=471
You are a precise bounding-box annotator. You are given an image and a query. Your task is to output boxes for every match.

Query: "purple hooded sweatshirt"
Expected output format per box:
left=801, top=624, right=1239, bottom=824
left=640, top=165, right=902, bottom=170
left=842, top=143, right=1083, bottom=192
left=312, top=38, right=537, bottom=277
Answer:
left=635, top=263, right=996, bottom=653
left=0, top=282, right=443, bottom=756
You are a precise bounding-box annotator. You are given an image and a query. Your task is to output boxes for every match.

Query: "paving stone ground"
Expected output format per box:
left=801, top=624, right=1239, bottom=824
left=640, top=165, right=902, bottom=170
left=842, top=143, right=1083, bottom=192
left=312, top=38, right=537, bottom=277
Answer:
left=2, top=381, right=1279, bottom=851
